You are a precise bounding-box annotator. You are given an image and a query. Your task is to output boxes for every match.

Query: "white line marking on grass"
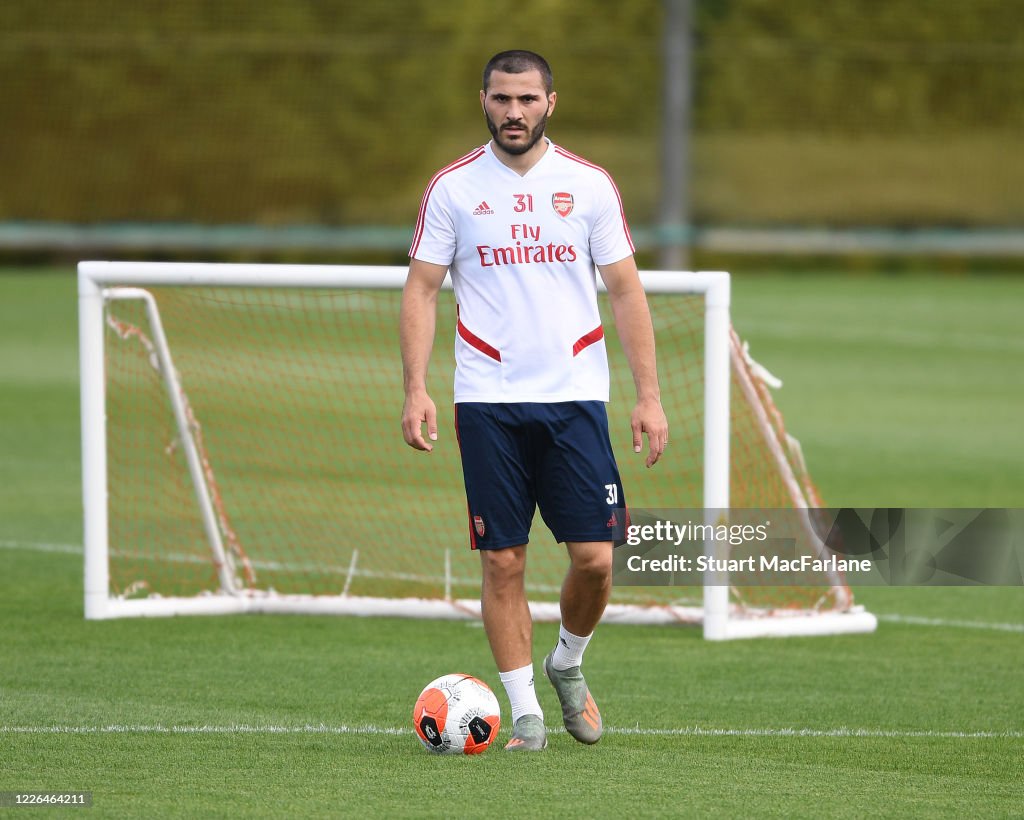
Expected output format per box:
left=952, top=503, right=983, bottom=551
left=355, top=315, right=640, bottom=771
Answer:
left=0, top=539, right=553, bottom=593
left=878, top=614, right=1024, bottom=633
left=1, top=725, right=1020, bottom=740
left=0, top=539, right=82, bottom=555
left=4, top=539, right=1024, bottom=635
left=0, top=724, right=408, bottom=736
left=605, top=727, right=1024, bottom=739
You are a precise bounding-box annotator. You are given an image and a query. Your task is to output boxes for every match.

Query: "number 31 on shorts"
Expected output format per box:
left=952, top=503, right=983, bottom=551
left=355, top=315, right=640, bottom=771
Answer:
left=605, top=484, right=618, bottom=505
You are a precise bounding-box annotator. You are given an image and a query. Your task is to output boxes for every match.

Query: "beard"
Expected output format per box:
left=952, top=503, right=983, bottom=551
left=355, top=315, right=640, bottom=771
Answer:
left=485, top=111, right=549, bottom=156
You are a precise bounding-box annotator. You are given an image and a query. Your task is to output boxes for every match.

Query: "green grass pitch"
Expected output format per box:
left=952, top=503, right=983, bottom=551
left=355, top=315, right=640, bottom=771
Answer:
left=1, top=268, right=1022, bottom=818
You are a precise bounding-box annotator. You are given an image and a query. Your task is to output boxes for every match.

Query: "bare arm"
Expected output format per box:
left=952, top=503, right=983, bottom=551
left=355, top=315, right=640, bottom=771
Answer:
left=400, top=258, right=449, bottom=452
left=597, top=256, right=669, bottom=467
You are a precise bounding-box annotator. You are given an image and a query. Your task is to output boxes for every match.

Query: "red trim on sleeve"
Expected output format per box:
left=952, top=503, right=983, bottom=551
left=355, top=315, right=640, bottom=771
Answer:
left=572, top=325, right=604, bottom=356
left=553, top=146, right=635, bottom=254
left=409, top=147, right=487, bottom=258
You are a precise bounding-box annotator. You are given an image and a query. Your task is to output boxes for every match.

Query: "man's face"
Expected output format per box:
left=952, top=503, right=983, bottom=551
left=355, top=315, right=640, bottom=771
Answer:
left=481, top=70, right=556, bottom=156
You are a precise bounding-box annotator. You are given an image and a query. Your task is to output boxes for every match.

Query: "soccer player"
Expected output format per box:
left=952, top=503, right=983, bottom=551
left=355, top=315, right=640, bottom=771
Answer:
left=401, top=50, right=667, bottom=751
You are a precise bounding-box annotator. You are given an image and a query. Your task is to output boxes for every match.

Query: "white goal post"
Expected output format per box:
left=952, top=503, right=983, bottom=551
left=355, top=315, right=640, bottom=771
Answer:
left=79, top=261, right=876, bottom=640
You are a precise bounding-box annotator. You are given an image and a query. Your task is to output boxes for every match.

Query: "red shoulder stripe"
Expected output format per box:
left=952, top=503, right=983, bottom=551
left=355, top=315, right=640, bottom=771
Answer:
left=409, top=147, right=487, bottom=257
left=553, top=146, right=635, bottom=254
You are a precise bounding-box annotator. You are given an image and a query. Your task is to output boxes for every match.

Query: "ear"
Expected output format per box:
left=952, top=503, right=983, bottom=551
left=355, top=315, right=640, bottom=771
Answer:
left=480, top=89, right=486, bottom=110
left=547, top=91, right=557, bottom=117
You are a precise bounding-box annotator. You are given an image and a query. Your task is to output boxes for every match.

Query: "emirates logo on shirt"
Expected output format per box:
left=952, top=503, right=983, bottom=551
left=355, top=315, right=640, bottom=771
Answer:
left=473, top=201, right=495, bottom=216
left=552, top=192, right=574, bottom=218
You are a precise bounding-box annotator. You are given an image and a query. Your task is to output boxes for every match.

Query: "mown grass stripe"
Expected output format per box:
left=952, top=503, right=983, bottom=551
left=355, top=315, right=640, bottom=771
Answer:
left=877, top=613, right=1024, bottom=633
left=3, top=724, right=1020, bottom=739
left=4, top=539, right=1023, bottom=634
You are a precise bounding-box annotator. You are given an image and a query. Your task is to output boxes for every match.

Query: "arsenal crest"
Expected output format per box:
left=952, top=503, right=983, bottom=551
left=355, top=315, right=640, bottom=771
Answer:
left=552, top=192, right=574, bottom=218
left=473, top=515, right=486, bottom=537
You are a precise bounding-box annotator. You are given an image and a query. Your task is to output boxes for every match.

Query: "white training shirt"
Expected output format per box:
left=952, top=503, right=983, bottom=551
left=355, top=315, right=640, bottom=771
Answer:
left=410, top=139, right=635, bottom=403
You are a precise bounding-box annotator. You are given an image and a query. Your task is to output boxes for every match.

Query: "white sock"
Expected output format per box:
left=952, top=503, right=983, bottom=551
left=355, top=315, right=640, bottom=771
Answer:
left=498, top=663, right=543, bottom=724
left=550, top=624, right=592, bottom=671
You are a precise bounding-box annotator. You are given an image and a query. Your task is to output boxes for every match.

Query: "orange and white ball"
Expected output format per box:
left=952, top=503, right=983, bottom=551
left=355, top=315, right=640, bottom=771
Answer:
left=413, top=674, right=501, bottom=754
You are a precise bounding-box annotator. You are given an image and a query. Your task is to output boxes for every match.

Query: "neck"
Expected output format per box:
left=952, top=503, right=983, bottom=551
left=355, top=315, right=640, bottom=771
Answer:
left=491, top=137, right=549, bottom=176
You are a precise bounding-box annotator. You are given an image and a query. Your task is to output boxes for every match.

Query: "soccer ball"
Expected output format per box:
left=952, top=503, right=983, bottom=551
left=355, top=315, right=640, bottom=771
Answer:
left=413, top=673, right=501, bottom=754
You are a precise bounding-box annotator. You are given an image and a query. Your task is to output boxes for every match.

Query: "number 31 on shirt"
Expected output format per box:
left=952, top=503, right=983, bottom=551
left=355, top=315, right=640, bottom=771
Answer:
left=513, top=194, right=534, bottom=213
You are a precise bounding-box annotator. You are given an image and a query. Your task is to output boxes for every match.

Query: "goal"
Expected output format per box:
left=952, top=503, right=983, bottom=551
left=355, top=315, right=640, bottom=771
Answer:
left=79, top=261, right=876, bottom=640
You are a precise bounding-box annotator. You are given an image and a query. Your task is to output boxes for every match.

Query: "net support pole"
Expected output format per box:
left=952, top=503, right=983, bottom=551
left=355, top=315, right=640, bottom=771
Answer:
left=79, top=267, right=110, bottom=620
left=105, top=287, right=238, bottom=596
left=701, top=273, right=731, bottom=640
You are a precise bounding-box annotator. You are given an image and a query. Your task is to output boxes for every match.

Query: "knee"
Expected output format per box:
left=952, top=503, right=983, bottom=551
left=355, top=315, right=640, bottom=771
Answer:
left=569, top=544, right=613, bottom=582
left=481, top=547, right=526, bottom=587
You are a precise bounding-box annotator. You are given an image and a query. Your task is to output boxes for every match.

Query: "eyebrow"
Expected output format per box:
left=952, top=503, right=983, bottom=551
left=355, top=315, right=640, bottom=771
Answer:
left=489, top=92, right=542, bottom=100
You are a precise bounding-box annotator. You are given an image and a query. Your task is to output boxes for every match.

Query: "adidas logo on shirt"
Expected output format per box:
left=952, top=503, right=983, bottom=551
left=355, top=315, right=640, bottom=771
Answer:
left=472, top=201, right=495, bottom=216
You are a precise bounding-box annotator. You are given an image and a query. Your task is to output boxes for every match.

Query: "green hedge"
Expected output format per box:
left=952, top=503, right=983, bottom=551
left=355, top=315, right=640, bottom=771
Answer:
left=1, top=0, right=1020, bottom=227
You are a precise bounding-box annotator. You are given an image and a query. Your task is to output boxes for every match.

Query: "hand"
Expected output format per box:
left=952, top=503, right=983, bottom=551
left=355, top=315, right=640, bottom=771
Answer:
left=402, top=390, right=438, bottom=452
left=631, top=397, right=668, bottom=468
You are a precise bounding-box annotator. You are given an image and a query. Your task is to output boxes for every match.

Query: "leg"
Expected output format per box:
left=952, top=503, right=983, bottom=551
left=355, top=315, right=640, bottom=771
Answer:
left=531, top=402, right=621, bottom=745
left=457, top=403, right=536, bottom=668
left=560, top=540, right=614, bottom=635
left=542, top=539, right=612, bottom=746
left=532, top=402, right=619, bottom=643
left=479, top=545, right=531, bottom=671
left=480, top=545, right=548, bottom=751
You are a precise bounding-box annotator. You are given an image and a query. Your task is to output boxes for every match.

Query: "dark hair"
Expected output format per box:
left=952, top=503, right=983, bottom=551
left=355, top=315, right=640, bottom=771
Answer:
left=482, top=50, right=553, bottom=95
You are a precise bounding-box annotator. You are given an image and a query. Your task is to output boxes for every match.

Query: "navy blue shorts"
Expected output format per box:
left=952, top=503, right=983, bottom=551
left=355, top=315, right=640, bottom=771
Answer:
left=454, top=401, right=626, bottom=550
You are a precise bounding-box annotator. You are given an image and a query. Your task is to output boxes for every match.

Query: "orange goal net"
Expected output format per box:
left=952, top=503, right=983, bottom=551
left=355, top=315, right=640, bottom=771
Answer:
left=79, top=262, right=876, bottom=639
